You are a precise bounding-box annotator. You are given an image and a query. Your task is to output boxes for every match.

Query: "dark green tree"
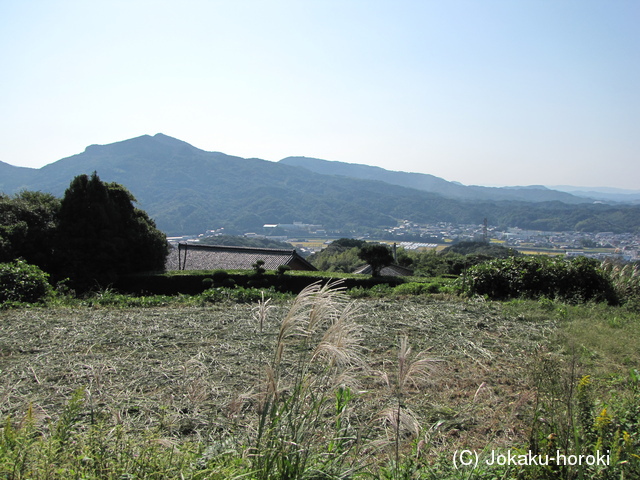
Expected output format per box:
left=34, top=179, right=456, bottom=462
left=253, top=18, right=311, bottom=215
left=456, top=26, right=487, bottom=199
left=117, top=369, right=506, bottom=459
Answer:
left=55, top=172, right=168, bottom=290
left=357, top=243, right=394, bottom=277
left=0, top=191, right=61, bottom=271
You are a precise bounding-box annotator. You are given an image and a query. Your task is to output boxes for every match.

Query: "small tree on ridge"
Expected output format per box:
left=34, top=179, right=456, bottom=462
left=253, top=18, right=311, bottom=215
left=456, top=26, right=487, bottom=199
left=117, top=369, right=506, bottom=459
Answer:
left=358, top=243, right=394, bottom=277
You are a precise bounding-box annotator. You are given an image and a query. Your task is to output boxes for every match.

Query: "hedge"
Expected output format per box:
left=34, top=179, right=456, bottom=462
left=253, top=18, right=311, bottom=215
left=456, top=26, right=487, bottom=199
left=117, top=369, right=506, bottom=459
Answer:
left=115, top=271, right=406, bottom=296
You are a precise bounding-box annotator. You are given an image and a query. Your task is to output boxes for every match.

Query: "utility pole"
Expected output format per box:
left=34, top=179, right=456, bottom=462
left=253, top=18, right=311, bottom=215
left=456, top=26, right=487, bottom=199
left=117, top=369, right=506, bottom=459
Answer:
left=483, top=218, right=488, bottom=243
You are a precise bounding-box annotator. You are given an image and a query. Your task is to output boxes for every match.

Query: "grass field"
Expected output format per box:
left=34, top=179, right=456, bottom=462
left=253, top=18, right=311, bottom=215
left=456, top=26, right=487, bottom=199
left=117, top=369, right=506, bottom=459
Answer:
left=1, top=291, right=639, bottom=478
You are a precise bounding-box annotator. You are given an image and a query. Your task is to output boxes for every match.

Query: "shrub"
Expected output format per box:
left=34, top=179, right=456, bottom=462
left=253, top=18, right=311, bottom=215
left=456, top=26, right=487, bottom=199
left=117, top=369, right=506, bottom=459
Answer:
left=231, top=286, right=271, bottom=303
left=276, top=265, right=291, bottom=276
left=252, top=259, right=266, bottom=276
left=368, top=283, right=393, bottom=297
left=393, top=282, right=428, bottom=296
left=222, top=277, right=236, bottom=288
left=0, top=260, right=53, bottom=304
left=199, top=286, right=290, bottom=304
left=212, top=269, right=229, bottom=285
left=463, top=256, right=616, bottom=303
left=55, top=173, right=168, bottom=291
left=346, top=286, right=369, bottom=298
left=200, top=287, right=229, bottom=304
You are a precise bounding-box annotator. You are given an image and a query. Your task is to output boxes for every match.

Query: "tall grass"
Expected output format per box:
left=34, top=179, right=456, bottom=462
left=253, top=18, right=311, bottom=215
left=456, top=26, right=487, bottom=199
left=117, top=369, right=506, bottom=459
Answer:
left=0, top=390, right=200, bottom=479
left=602, top=260, right=640, bottom=309
left=250, top=280, right=367, bottom=479
left=375, top=335, right=439, bottom=479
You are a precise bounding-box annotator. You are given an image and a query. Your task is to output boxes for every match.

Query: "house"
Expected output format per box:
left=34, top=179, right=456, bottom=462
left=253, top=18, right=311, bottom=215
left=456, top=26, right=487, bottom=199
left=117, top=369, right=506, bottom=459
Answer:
left=353, top=263, right=414, bottom=277
left=166, top=243, right=317, bottom=271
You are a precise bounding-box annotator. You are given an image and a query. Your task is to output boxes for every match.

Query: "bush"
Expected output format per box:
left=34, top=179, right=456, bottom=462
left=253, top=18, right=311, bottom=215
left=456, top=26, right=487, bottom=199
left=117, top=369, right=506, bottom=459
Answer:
left=463, top=256, right=616, bottom=303
left=212, top=270, right=229, bottom=285
left=55, top=173, right=168, bottom=291
left=199, top=286, right=290, bottom=304
left=367, top=283, right=393, bottom=297
left=200, top=287, right=229, bottom=303
left=392, top=282, right=428, bottom=296
left=0, top=260, right=53, bottom=304
left=276, top=265, right=291, bottom=276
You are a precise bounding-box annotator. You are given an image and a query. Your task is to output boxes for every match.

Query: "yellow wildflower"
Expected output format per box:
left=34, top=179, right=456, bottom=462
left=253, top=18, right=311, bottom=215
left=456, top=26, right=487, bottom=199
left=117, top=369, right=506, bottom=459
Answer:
left=578, top=375, right=591, bottom=389
left=594, top=407, right=612, bottom=430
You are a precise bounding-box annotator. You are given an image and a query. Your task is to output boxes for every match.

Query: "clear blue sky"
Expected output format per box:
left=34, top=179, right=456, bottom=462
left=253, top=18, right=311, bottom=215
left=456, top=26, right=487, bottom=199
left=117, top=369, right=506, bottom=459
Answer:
left=1, top=0, right=639, bottom=189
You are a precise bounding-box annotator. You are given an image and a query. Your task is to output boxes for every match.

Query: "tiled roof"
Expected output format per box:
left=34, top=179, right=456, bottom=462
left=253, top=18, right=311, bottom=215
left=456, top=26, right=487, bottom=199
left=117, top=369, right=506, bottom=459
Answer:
left=166, top=243, right=317, bottom=271
left=352, top=263, right=414, bottom=277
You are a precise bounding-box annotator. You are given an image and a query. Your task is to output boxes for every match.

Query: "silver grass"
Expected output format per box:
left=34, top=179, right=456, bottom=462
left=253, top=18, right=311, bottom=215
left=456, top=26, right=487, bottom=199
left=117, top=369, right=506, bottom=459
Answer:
left=380, top=335, right=440, bottom=396
left=311, top=301, right=365, bottom=369
left=378, top=406, right=421, bottom=438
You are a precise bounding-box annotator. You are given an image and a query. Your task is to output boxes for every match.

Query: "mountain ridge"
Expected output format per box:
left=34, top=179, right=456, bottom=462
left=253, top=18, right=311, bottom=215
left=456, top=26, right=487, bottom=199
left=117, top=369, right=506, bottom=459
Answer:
left=2, top=133, right=639, bottom=235
left=279, top=156, right=590, bottom=204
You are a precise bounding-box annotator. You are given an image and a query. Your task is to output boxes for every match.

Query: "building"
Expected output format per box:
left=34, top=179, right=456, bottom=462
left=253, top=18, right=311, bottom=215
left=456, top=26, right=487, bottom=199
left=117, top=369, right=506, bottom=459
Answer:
left=353, top=263, right=414, bottom=277
left=166, top=243, right=316, bottom=271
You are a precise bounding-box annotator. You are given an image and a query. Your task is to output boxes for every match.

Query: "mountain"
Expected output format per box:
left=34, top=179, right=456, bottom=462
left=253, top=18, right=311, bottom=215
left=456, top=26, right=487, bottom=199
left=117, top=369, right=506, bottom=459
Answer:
left=279, top=156, right=590, bottom=204
left=2, top=133, right=640, bottom=235
left=549, top=185, right=640, bottom=204
left=0, top=134, right=445, bottom=234
left=0, top=160, right=38, bottom=192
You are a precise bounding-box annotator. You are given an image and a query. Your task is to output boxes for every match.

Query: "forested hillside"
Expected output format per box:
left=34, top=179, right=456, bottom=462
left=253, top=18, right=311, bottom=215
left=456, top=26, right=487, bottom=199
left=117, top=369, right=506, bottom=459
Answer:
left=280, top=156, right=588, bottom=203
left=2, top=134, right=640, bottom=235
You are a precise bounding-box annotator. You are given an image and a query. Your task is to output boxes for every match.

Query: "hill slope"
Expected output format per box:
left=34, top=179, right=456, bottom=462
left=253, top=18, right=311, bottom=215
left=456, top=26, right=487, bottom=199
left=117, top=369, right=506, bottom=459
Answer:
left=279, top=156, right=589, bottom=204
left=2, top=134, right=640, bottom=235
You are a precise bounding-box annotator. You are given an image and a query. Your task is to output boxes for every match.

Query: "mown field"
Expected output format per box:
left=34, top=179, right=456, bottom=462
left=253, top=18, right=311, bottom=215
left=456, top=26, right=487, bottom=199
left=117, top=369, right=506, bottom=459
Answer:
left=1, top=290, right=639, bottom=479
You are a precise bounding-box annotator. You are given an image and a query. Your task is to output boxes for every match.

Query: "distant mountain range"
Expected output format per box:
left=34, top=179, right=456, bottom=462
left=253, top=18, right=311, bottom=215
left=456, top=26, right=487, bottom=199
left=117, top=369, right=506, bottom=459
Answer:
left=279, top=157, right=588, bottom=204
left=1, top=133, right=639, bottom=235
left=548, top=185, right=640, bottom=204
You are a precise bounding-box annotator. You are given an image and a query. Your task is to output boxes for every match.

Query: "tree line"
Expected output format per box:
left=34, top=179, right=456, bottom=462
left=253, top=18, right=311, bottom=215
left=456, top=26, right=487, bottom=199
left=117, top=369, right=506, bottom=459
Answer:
left=306, top=239, right=519, bottom=277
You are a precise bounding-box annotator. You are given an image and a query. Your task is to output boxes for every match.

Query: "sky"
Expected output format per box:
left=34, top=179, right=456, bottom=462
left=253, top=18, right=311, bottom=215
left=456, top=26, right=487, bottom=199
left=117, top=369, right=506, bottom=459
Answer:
left=1, top=0, right=639, bottom=189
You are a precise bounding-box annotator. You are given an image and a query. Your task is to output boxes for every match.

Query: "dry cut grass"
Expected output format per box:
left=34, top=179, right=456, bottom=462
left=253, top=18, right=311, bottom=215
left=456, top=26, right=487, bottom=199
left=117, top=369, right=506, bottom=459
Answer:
left=0, top=295, right=557, bottom=458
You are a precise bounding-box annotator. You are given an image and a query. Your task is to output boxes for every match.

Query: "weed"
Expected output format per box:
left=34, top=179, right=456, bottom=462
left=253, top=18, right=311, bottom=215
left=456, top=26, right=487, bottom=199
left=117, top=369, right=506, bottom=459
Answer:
left=526, top=348, right=640, bottom=479
left=373, top=335, right=439, bottom=480
left=253, top=290, right=274, bottom=333
left=250, top=280, right=366, bottom=479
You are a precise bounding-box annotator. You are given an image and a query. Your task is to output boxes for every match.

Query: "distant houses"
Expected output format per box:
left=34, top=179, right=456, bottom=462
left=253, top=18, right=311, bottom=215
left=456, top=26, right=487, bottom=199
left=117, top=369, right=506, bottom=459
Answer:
left=166, top=243, right=317, bottom=272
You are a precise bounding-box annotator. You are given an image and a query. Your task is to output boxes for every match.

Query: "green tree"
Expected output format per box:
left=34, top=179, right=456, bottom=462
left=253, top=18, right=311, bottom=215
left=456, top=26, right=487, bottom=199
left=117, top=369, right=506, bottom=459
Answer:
left=55, top=173, right=168, bottom=290
left=0, top=191, right=60, bottom=272
left=357, top=243, right=394, bottom=277
left=307, top=238, right=367, bottom=273
left=441, top=240, right=519, bottom=258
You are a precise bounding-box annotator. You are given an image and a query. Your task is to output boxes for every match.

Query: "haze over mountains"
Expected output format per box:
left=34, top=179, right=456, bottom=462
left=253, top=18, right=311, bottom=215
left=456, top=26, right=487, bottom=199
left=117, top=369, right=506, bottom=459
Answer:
left=278, top=157, right=640, bottom=204
left=1, top=134, right=639, bottom=235
left=280, top=157, right=587, bottom=204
